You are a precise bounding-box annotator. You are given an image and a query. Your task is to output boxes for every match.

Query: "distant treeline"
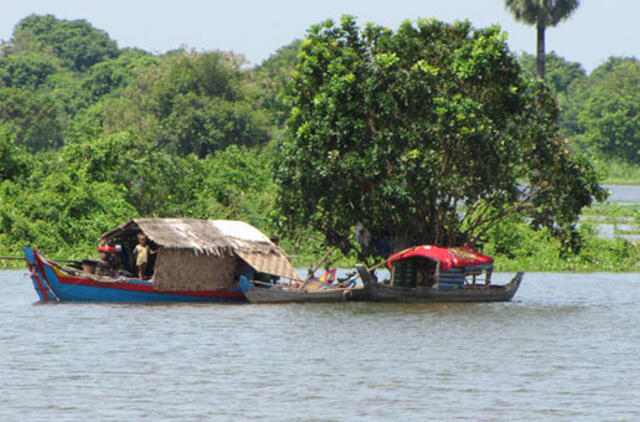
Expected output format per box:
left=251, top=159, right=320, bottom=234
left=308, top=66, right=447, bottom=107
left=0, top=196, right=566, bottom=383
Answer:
left=0, top=14, right=638, bottom=270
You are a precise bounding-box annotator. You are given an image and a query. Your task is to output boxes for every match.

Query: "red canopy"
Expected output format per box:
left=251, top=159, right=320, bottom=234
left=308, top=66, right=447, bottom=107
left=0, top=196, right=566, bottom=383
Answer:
left=387, top=245, right=494, bottom=272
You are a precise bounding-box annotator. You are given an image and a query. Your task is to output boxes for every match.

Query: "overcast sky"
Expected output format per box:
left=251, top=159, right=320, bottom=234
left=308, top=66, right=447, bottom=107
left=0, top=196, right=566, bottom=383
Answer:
left=1, top=1, right=637, bottom=72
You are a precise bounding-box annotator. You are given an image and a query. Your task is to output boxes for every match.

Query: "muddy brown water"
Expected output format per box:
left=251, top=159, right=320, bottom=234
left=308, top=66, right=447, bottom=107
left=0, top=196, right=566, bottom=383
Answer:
left=1, top=270, right=639, bottom=421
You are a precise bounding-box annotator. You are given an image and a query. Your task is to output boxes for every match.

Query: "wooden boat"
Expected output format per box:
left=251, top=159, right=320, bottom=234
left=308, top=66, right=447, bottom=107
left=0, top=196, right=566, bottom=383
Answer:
left=351, top=245, right=523, bottom=303
left=241, top=278, right=354, bottom=304
left=24, top=218, right=300, bottom=303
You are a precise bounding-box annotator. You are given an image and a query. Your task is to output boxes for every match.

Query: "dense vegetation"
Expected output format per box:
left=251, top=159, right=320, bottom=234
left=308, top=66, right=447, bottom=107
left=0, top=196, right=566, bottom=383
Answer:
left=1, top=14, right=639, bottom=271
left=276, top=17, right=605, bottom=264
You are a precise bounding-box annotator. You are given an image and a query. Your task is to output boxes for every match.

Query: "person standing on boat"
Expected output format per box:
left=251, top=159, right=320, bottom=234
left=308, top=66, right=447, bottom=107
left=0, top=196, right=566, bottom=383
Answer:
left=133, top=233, right=155, bottom=280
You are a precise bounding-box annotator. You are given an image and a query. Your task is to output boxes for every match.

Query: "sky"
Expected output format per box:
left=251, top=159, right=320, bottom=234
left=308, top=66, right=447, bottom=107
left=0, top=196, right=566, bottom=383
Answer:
left=0, top=0, right=638, bottom=73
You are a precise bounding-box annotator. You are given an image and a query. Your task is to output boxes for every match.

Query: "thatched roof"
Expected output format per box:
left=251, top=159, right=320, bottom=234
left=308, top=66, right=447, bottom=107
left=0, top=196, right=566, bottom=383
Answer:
left=101, top=218, right=277, bottom=256
left=101, top=218, right=301, bottom=281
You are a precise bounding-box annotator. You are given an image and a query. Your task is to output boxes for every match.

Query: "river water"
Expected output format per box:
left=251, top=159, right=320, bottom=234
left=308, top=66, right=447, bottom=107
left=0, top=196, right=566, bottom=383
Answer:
left=2, top=269, right=639, bottom=421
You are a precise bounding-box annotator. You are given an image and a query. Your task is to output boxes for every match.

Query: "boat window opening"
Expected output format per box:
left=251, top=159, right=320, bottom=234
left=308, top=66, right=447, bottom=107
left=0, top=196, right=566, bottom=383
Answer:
left=391, top=257, right=438, bottom=288
left=93, top=231, right=159, bottom=280
left=234, top=258, right=255, bottom=283
left=463, top=268, right=492, bottom=286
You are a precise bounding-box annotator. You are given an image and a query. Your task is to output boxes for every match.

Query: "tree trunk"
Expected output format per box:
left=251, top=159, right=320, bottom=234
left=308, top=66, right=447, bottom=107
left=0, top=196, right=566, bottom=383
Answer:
left=536, top=23, right=546, bottom=80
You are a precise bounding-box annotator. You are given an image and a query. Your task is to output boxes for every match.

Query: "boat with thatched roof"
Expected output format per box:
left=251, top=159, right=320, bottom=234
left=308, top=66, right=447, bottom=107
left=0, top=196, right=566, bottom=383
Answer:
left=24, top=218, right=301, bottom=303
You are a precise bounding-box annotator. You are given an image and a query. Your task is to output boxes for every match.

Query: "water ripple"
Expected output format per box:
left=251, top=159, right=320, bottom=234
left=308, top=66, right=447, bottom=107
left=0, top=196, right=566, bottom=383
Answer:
left=2, top=270, right=640, bottom=421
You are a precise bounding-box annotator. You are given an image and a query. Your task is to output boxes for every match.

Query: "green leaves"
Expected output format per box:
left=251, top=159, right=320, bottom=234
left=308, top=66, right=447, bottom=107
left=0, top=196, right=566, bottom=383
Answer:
left=276, top=16, right=604, bottom=259
left=10, top=14, right=119, bottom=72
left=570, top=58, right=640, bottom=163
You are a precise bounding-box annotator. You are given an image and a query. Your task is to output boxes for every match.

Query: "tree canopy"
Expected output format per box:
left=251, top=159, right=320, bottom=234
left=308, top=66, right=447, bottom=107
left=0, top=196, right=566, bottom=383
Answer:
left=8, top=14, right=119, bottom=71
left=568, top=57, right=640, bottom=163
left=517, top=51, right=585, bottom=95
left=275, top=16, right=606, bottom=262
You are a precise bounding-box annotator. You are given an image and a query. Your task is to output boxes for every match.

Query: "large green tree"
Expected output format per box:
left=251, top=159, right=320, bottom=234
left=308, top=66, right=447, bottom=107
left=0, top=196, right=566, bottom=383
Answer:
left=8, top=14, right=119, bottom=71
left=505, top=0, right=580, bottom=79
left=146, top=50, right=271, bottom=157
left=275, top=17, right=606, bottom=262
left=570, top=57, right=640, bottom=163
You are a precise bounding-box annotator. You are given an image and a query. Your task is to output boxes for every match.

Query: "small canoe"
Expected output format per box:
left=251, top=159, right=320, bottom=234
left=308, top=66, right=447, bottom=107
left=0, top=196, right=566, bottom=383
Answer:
left=241, top=279, right=353, bottom=304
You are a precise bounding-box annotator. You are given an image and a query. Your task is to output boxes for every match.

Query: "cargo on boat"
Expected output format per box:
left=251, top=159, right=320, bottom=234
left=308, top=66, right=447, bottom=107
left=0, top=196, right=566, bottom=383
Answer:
left=24, top=218, right=300, bottom=303
left=352, top=245, right=523, bottom=303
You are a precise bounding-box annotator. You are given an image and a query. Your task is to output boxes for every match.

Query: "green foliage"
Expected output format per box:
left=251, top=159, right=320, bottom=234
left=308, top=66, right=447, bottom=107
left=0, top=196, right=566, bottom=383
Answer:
left=56, top=131, right=200, bottom=216
left=517, top=51, right=585, bottom=95
left=1, top=12, right=638, bottom=273
left=0, top=125, right=29, bottom=180
left=0, top=54, right=57, bottom=89
left=145, top=50, right=271, bottom=157
left=276, top=16, right=606, bottom=262
left=10, top=14, right=119, bottom=71
left=570, top=57, right=640, bottom=164
left=82, top=49, right=156, bottom=102
left=0, top=172, right=135, bottom=258
left=0, top=87, right=64, bottom=150
left=593, top=159, right=640, bottom=185
left=485, top=216, right=640, bottom=272
left=250, top=40, right=302, bottom=126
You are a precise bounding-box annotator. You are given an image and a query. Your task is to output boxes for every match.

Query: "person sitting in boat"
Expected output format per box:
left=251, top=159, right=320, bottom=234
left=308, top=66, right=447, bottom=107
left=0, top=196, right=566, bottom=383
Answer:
left=234, top=259, right=255, bottom=282
left=133, top=233, right=157, bottom=281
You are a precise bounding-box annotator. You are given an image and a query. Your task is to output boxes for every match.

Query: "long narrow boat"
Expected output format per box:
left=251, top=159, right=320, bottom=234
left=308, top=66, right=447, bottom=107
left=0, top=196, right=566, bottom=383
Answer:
left=24, top=218, right=300, bottom=303
left=241, top=278, right=354, bottom=304
left=24, top=247, right=250, bottom=303
left=352, top=245, right=523, bottom=303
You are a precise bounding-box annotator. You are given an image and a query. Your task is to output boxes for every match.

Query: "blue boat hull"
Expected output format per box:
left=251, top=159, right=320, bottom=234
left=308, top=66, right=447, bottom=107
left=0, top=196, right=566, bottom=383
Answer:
left=24, top=247, right=247, bottom=303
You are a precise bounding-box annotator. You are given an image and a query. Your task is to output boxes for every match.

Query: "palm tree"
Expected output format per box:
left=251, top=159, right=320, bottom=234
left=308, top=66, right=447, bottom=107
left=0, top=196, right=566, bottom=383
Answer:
left=505, top=0, right=580, bottom=80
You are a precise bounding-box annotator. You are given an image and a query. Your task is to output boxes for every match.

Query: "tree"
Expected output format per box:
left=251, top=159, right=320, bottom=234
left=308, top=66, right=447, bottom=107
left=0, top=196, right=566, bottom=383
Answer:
left=146, top=50, right=271, bottom=157
left=275, top=17, right=606, bottom=263
left=82, top=49, right=155, bottom=102
left=9, top=14, right=119, bottom=71
left=517, top=51, right=585, bottom=94
left=0, top=87, right=64, bottom=150
left=249, top=40, right=302, bottom=127
left=517, top=51, right=586, bottom=138
left=505, top=0, right=580, bottom=79
left=0, top=125, right=29, bottom=181
left=0, top=54, right=57, bottom=90
left=571, top=57, right=640, bottom=163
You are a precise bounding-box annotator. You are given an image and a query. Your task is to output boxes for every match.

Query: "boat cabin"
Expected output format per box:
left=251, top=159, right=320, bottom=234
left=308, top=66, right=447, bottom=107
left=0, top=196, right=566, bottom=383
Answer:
left=387, top=245, right=494, bottom=291
left=93, top=218, right=300, bottom=291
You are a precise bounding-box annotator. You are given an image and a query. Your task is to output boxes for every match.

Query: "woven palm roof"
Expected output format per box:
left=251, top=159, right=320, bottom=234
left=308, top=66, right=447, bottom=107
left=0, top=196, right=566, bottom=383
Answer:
left=101, top=218, right=277, bottom=256
left=101, top=218, right=301, bottom=280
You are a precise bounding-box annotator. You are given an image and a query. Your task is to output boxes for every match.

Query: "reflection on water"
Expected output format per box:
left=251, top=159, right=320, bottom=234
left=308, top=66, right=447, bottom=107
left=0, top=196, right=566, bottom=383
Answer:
left=1, top=270, right=639, bottom=421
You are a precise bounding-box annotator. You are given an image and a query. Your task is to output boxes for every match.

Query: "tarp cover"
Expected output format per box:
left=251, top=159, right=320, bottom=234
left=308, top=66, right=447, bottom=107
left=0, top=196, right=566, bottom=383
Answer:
left=387, top=245, right=494, bottom=272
